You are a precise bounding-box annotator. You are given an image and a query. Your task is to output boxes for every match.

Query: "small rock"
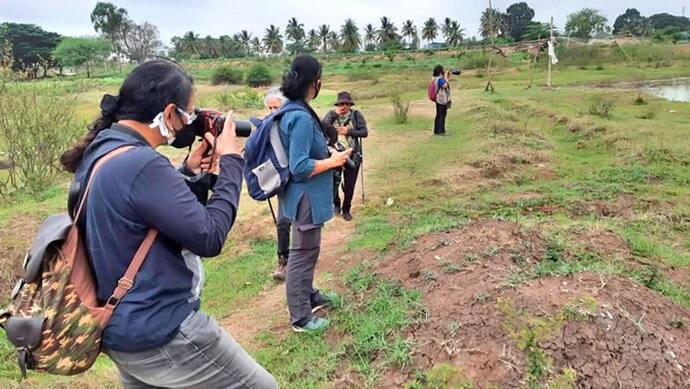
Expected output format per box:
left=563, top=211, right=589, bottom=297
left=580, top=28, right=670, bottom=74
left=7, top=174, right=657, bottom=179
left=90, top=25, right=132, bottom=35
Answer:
left=409, top=270, right=420, bottom=278
left=386, top=197, right=395, bottom=207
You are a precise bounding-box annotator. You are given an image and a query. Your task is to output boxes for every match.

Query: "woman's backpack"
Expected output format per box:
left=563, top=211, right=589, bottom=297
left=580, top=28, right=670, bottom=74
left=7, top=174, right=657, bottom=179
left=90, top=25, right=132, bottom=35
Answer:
left=427, top=77, right=439, bottom=102
left=0, top=146, right=158, bottom=378
left=243, top=102, right=308, bottom=201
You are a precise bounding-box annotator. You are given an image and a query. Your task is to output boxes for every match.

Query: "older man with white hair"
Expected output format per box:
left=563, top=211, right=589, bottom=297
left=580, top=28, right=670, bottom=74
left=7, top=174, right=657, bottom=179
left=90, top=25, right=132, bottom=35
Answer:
left=259, top=86, right=290, bottom=281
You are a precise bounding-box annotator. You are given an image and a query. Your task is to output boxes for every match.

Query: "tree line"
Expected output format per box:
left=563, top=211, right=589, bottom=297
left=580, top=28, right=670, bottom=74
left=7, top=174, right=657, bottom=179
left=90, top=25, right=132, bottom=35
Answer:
left=0, top=2, right=688, bottom=78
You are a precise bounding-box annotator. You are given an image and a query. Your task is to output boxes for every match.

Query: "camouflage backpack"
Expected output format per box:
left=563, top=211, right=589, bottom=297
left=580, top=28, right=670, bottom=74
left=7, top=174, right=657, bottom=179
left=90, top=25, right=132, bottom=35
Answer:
left=0, top=146, right=158, bottom=377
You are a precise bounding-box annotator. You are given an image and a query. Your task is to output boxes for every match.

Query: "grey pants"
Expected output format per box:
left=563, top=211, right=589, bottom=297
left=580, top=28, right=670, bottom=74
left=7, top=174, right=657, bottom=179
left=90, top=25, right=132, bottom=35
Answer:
left=286, top=195, right=324, bottom=326
left=104, top=310, right=278, bottom=389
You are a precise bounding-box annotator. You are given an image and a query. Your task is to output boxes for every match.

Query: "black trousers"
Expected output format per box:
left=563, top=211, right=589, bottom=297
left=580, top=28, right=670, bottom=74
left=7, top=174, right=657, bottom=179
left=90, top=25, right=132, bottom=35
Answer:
left=333, top=164, right=360, bottom=213
left=434, top=103, right=448, bottom=135
left=276, top=199, right=291, bottom=262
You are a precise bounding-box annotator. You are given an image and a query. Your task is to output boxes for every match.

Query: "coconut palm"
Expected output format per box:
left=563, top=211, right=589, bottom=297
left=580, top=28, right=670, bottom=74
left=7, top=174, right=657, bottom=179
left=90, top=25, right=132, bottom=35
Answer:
left=328, top=31, right=340, bottom=52
left=237, top=30, right=252, bottom=56
left=250, top=36, right=262, bottom=55
left=340, top=18, right=361, bottom=53
left=445, top=20, right=465, bottom=47
left=318, top=24, right=330, bottom=52
left=364, top=24, right=376, bottom=49
left=263, top=24, right=283, bottom=54
left=307, top=29, right=320, bottom=51
left=422, top=18, right=439, bottom=44
left=480, top=8, right=507, bottom=39
left=180, top=31, right=200, bottom=56
left=376, top=16, right=399, bottom=49
left=286, top=17, right=305, bottom=44
left=401, top=20, right=417, bottom=47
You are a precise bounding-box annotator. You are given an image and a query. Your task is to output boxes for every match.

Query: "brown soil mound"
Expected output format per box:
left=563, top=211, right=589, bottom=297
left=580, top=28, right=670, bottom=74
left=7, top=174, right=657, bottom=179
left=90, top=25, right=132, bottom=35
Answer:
left=573, top=228, right=633, bottom=260
left=374, top=219, right=690, bottom=388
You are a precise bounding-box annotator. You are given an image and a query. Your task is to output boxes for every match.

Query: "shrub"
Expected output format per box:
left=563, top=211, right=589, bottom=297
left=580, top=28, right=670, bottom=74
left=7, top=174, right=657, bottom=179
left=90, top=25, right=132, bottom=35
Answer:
left=0, top=83, right=82, bottom=195
left=245, top=64, right=272, bottom=87
left=636, top=109, right=656, bottom=120
left=587, top=95, right=616, bottom=119
left=211, top=66, right=244, bottom=85
left=633, top=95, right=648, bottom=105
left=390, top=92, right=411, bottom=124
left=215, top=89, right=263, bottom=110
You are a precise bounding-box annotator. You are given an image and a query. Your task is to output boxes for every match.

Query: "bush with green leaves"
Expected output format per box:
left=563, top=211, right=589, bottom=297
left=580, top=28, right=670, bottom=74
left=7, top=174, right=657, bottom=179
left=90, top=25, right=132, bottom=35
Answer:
left=588, top=95, right=616, bottom=119
left=391, top=92, right=411, bottom=124
left=0, top=83, right=82, bottom=195
left=211, top=66, right=244, bottom=85
left=215, top=89, right=263, bottom=110
left=245, top=64, right=272, bottom=87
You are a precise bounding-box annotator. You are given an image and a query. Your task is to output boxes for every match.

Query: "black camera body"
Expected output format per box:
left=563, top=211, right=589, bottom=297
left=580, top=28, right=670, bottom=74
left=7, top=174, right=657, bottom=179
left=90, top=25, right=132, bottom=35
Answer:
left=331, top=142, right=357, bottom=169
left=190, top=109, right=253, bottom=138
left=450, top=68, right=462, bottom=75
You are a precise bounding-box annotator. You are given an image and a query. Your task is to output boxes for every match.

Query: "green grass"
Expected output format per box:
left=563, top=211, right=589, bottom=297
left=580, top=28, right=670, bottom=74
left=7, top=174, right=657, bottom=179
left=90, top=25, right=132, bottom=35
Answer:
left=254, top=268, right=425, bottom=387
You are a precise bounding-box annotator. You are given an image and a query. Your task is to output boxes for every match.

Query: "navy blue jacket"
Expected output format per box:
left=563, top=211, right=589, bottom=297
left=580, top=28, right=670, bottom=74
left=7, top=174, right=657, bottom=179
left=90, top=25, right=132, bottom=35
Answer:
left=73, top=124, right=242, bottom=352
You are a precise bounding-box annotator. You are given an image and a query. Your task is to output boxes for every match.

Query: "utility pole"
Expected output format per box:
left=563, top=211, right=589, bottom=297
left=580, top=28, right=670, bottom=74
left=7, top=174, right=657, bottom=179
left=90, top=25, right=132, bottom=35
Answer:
left=547, top=17, right=554, bottom=88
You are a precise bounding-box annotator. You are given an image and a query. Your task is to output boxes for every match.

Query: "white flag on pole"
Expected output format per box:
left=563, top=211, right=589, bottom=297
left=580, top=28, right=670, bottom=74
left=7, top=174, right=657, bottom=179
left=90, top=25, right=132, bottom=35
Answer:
left=548, top=41, right=559, bottom=65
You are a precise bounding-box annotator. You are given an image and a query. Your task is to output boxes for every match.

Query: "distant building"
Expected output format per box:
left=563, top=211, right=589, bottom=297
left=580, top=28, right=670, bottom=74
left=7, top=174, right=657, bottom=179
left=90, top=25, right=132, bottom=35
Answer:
left=425, top=42, right=448, bottom=50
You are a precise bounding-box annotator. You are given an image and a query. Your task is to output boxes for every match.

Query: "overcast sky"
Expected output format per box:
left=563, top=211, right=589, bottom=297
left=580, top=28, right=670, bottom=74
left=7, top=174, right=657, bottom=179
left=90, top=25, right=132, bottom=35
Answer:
left=1, top=0, right=689, bottom=45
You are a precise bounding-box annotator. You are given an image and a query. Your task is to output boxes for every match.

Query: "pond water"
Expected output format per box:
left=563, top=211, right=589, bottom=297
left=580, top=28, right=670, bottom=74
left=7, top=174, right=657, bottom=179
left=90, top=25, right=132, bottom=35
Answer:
left=640, top=80, right=690, bottom=102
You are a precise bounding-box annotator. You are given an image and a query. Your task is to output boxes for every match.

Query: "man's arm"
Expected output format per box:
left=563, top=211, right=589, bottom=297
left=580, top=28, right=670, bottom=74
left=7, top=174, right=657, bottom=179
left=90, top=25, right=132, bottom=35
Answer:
left=347, top=111, right=369, bottom=138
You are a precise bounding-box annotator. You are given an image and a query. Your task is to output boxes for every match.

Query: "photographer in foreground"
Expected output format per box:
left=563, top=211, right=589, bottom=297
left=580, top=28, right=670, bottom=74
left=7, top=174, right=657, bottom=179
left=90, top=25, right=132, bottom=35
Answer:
left=322, top=91, right=369, bottom=221
left=61, top=60, right=277, bottom=388
left=279, top=54, right=351, bottom=332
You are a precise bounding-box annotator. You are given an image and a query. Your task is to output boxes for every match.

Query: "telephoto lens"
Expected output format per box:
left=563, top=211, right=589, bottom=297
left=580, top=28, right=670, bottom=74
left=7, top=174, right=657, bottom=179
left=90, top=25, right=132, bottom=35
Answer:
left=192, top=109, right=253, bottom=138
left=451, top=68, right=462, bottom=75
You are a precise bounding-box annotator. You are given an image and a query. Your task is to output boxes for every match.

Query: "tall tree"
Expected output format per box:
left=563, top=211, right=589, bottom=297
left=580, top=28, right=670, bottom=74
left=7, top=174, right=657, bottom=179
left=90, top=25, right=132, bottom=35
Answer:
left=565, top=8, right=610, bottom=42
left=238, top=30, right=252, bottom=56
left=0, top=23, right=61, bottom=77
left=613, top=9, right=652, bottom=36
left=377, top=17, right=399, bottom=50
left=90, top=1, right=128, bottom=51
left=121, top=22, right=161, bottom=62
left=328, top=31, right=340, bottom=52
left=648, top=13, right=690, bottom=31
left=250, top=37, right=262, bottom=55
left=53, top=37, right=111, bottom=77
left=340, top=18, right=361, bottom=53
left=480, top=8, right=508, bottom=39
left=444, top=20, right=465, bottom=47
left=307, top=29, right=320, bottom=52
left=422, top=18, right=439, bottom=44
left=364, top=24, right=376, bottom=50
left=285, top=17, right=305, bottom=54
left=318, top=25, right=330, bottom=52
left=506, top=2, right=535, bottom=41
left=401, top=20, right=417, bottom=48
left=262, top=25, right=283, bottom=54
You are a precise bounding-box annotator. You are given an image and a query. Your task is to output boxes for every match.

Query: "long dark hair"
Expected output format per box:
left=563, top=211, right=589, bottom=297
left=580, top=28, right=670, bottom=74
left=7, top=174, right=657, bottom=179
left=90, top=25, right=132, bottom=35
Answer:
left=281, top=54, right=322, bottom=102
left=61, top=59, right=194, bottom=173
left=433, top=65, right=445, bottom=77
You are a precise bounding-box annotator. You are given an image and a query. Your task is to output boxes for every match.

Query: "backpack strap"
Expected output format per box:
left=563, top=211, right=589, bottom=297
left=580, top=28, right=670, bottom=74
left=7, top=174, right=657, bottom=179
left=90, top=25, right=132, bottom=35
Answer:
left=75, top=146, right=159, bottom=325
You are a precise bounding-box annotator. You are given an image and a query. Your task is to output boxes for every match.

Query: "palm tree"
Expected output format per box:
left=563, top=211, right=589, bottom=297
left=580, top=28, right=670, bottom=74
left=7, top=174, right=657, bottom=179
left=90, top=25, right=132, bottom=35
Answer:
left=263, top=24, right=283, bottom=54
left=422, top=18, right=438, bottom=44
left=250, top=37, right=262, bottom=56
left=401, top=20, right=417, bottom=48
left=340, top=18, right=361, bottom=53
left=286, top=17, right=305, bottom=45
left=237, top=30, right=252, bottom=56
left=307, top=29, right=320, bottom=51
left=442, top=17, right=453, bottom=38
left=318, top=24, right=330, bottom=52
left=376, top=16, right=399, bottom=49
left=364, top=24, right=376, bottom=49
left=328, top=31, right=340, bottom=52
left=180, top=31, right=200, bottom=56
left=480, top=8, right=506, bottom=39
left=445, top=20, right=465, bottom=47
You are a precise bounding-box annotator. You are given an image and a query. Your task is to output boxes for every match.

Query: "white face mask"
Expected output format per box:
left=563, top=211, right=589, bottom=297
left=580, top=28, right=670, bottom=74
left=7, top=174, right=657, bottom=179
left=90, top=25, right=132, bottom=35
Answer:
left=149, top=112, right=175, bottom=144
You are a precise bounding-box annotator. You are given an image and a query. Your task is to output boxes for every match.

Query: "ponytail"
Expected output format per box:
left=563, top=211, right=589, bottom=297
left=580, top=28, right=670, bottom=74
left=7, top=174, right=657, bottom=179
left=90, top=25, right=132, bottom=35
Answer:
left=60, top=59, right=194, bottom=173
left=60, top=94, right=119, bottom=173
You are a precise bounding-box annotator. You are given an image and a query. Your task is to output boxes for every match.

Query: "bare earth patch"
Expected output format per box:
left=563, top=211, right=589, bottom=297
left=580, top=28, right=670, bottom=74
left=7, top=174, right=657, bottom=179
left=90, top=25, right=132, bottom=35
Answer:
left=372, top=219, right=690, bottom=388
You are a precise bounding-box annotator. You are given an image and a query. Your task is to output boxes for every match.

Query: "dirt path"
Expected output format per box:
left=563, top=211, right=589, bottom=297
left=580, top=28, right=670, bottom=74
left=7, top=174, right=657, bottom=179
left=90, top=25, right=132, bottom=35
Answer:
left=221, top=215, right=356, bottom=349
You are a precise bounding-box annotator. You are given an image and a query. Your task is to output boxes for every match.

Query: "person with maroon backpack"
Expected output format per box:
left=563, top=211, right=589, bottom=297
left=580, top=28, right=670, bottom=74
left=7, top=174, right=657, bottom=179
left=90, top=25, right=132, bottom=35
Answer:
left=428, top=64, right=451, bottom=136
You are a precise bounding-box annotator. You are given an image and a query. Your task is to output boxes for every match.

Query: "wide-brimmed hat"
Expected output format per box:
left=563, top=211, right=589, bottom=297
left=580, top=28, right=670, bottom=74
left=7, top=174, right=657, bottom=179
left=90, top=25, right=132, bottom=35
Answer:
left=334, top=91, right=355, bottom=106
